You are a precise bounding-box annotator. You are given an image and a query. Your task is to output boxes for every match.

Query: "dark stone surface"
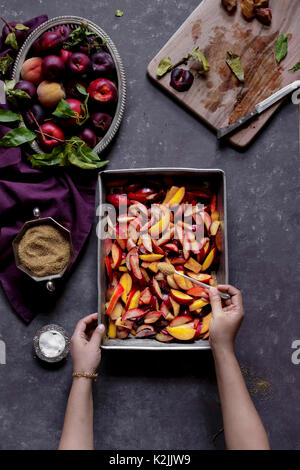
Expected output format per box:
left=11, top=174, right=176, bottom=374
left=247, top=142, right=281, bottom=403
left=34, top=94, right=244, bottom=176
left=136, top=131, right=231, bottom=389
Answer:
left=0, top=0, right=299, bottom=451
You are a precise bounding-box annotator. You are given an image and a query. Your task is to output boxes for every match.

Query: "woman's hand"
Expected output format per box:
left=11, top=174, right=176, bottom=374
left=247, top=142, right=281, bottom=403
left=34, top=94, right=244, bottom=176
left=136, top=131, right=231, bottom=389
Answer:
left=71, top=313, right=105, bottom=374
left=208, top=285, right=244, bottom=353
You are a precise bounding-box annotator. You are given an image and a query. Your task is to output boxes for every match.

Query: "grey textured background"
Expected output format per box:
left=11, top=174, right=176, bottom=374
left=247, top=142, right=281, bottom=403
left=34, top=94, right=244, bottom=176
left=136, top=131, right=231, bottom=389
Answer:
left=0, top=0, right=299, bottom=450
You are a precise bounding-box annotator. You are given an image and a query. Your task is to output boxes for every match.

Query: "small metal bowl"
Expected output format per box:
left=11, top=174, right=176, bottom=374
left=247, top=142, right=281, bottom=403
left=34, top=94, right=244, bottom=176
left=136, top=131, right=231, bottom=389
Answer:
left=12, top=16, right=126, bottom=156
left=12, top=207, right=74, bottom=292
left=34, top=324, right=70, bottom=363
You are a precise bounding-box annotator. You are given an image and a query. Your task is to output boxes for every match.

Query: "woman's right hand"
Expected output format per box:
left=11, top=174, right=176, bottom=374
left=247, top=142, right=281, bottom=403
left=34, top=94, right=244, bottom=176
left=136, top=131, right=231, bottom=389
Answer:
left=208, top=285, right=244, bottom=353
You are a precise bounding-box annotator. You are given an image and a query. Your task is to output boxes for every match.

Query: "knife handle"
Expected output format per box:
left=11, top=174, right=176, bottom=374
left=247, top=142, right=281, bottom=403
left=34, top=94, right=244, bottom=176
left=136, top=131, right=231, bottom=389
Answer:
left=256, top=80, right=300, bottom=113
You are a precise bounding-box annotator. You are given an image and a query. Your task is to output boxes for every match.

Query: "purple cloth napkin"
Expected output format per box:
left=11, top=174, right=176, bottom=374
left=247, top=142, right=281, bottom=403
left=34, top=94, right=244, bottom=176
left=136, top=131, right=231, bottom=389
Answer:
left=0, top=16, right=97, bottom=323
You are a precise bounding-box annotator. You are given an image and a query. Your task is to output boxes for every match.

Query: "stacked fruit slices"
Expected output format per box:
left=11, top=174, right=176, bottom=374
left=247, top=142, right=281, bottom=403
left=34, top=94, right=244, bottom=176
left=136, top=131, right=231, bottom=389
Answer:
left=104, top=179, right=223, bottom=343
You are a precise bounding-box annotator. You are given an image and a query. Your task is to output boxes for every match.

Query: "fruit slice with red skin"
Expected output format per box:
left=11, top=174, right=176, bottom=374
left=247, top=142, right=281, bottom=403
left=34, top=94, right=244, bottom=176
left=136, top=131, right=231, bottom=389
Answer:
left=107, top=194, right=128, bottom=208
left=199, top=312, right=212, bottom=335
left=170, top=315, right=193, bottom=327
left=188, top=272, right=212, bottom=283
left=186, top=287, right=206, bottom=297
left=126, top=289, right=141, bottom=310
left=110, top=301, right=124, bottom=320
left=105, top=256, right=113, bottom=283
left=200, top=211, right=212, bottom=233
left=108, top=319, right=116, bottom=339
left=152, top=240, right=165, bottom=255
left=135, top=325, right=156, bottom=338
left=111, top=243, right=122, bottom=269
left=144, top=311, right=162, bottom=324
left=170, top=257, right=186, bottom=265
left=116, top=327, right=130, bottom=339
left=166, top=325, right=196, bottom=341
left=105, top=283, right=124, bottom=316
left=202, top=248, right=217, bottom=272
left=161, top=301, right=173, bottom=321
left=167, top=275, right=178, bottom=289
left=122, top=308, right=146, bottom=321
left=115, top=317, right=134, bottom=330
left=119, top=272, right=132, bottom=303
left=139, top=287, right=152, bottom=305
left=104, top=237, right=112, bottom=256
left=155, top=332, right=174, bottom=343
left=163, top=186, right=179, bottom=204
left=150, top=278, right=164, bottom=300
left=140, top=267, right=150, bottom=283
left=170, top=289, right=194, bottom=305
left=189, top=299, right=209, bottom=312
left=170, top=297, right=180, bottom=316
left=215, top=226, right=223, bottom=252
left=164, top=243, right=180, bottom=253
left=128, top=249, right=142, bottom=280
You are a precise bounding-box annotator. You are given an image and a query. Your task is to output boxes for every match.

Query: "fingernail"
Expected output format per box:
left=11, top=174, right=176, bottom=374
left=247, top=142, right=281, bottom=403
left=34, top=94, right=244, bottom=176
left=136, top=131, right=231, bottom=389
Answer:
left=97, top=323, right=105, bottom=332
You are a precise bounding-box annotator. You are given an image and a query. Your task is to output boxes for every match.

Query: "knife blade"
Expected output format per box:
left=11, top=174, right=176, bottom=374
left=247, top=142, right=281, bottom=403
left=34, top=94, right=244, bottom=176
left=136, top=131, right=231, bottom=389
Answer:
left=217, top=80, right=300, bottom=139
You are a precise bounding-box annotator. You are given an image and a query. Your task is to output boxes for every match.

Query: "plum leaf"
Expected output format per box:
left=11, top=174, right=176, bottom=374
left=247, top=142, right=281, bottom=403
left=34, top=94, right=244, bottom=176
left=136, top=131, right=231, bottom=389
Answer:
left=14, top=23, right=29, bottom=31
left=29, top=145, right=67, bottom=168
left=289, top=61, right=300, bottom=72
left=191, top=47, right=210, bottom=74
left=275, top=34, right=288, bottom=64
left=0, top=109, right=21, bottom=122
left=156, top=57, right=173, bottom=77
left=226, top=51, right=245, bottom=82
left=115, top=9, right=124, bottom=17
left=0, top=127, right=36, bottom=147
left=5, top=32, right=18, bottom=50
left=0, top=54, right=14, bottom=77
left=52, top=99, right=76, bottom=119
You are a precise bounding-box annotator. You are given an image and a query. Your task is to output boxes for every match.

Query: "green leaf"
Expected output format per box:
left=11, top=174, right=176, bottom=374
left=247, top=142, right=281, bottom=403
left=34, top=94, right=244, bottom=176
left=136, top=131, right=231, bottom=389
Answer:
left=14, top=23, right=29, bottom=31
left=66, top=137, right=108, bottom=169
left=191, top=47, right=210, bottom=74
left=289, top=61, right=300, bottom=72
left=4, top=79, right=16, bottom=92
left=5, top=32, right=18, bottom=50
left=76, top=84, right=88, bottom=96
left=275, top=34, right=288, bottom=64
left=226, top=51, right=245, bottom=82
left=115, top=9, right=124, bottom=17
left=0, top=109, right=21, bottom=122
left=156, top=57, right=173, bottom=77
left=0, top=127, right=36, bottom=147
left=29, top=145, right=67, bottom=168
left=0, top=54, right=14, bottom=76
left=52, top=99, right=76, bottom=119
left=5, top=88, right=31, bottom=108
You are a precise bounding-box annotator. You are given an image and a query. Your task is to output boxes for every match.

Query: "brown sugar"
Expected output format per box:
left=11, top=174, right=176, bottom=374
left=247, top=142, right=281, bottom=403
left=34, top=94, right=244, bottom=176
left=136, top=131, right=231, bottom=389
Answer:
left=18, top=224, right=71, bottom=277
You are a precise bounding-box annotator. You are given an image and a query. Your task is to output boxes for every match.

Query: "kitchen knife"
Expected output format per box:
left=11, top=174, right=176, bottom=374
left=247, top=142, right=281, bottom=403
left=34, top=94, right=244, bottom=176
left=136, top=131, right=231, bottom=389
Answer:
left=217, top=80, right=300, bottom=139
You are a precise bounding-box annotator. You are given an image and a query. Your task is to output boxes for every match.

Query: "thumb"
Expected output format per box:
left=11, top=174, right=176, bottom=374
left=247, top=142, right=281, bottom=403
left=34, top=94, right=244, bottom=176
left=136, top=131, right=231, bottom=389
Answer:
left=90, top=323, right=105, bottom=348
left=209, top=287, right=223, bottom=317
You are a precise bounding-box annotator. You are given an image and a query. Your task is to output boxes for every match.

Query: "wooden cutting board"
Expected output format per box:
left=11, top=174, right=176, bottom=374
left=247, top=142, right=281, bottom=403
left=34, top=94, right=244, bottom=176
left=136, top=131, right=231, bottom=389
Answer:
left=147, top=0, right=300, bottom=148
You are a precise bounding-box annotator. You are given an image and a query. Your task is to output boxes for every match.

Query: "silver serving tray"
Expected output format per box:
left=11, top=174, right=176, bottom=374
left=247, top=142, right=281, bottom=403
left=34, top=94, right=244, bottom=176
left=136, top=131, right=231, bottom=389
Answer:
left=12, top=16, right=126, bottom=156
left=97, top=168, right=228, bottom=350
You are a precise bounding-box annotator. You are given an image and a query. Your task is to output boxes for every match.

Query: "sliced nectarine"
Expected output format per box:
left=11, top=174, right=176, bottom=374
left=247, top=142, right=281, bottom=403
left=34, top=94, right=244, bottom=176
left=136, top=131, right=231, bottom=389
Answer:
left=119, top=272, right=132, bottom=303
left=210, top=220, right=220, bottom=236
left=122, top=308, right=146, bottom=321
left=170, top=289, right=194, bottom=305
left=173, top=273, right=193, bottom=290
left=155, top=332, right=174, bottom=343
left=108, top=320, right=116, bottom=339
left=116, top=327, right=130, bottom=339
left=168, top=186, right=185, bottom=205
left=188, top=272, right=212, bottom=283
left=163, top=186, right=179, bottom=204
left=186, top=287, right=206, bottom=297
left=126, top=289, right=141, bottom=310
left=149, top=215, right=170, bottom=238
left=105, top=284, right=124, bottom=316
left=166, top=325, right=196, bottom=341
left=184, top=257, right=201, bottom=274
left=139, top=254, right=164, bottom=262
left=115, top=317, right=134, bottom=330
left=139, top=287, right=152, bottom=305
left=170, top=315, right=193, bottom=327
left=201, top=247, right=216, bottom=272
left=167, top=274, right=178, bottom=289
left=170, top=297, right=180, bottom=316
left=110, top=301, right=124, bottom=320
left=200, top=312, right=212, bottom=335
left=144, top=311, right=162, bottom=324
left=135, top=324, right=155, bottom=337
left=189, top=299, right=209, bottom=312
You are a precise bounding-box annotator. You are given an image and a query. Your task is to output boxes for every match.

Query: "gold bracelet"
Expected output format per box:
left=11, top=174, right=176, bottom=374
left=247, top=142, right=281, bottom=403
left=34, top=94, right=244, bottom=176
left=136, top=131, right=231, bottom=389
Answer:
left=72, top=372, right=98, bottom=382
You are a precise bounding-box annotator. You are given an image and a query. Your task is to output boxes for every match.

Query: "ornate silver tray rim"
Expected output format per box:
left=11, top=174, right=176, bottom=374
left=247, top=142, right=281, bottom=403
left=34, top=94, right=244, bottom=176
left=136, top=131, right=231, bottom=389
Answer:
left=12, top=16, right=126, bottom=156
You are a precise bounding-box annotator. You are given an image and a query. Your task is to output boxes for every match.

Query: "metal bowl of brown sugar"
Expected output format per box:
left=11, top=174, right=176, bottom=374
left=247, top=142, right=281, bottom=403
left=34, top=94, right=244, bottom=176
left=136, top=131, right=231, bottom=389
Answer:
left=12, top=208, right=74, bottom=292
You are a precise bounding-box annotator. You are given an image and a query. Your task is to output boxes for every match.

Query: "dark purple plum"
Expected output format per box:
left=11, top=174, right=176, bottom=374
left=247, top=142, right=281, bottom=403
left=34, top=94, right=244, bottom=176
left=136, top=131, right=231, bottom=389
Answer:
left=170, top=68, right=194, bottom=92
left=67, top=52, right=91, bottom=75
left=78, top=127, right=97, bottom=148
left=55, top=25, right=71, bottom=42
left=91, top=112, right=112, bottom=134
left=42, top=55, right=65, bottom=81
left=14, top=80, right=36, bottom=98
left=38, top=31, right=63, bottom=54
left=23, top=103, right=48, bottom=128
left=91, top=52, right=115, bottom=76
left=65, top=80, right=87, bottom=99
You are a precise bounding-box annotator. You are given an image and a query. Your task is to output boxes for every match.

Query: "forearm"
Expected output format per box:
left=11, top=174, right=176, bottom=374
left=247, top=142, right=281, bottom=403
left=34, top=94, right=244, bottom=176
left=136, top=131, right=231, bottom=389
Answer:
left=213, top=347, right=270, bottom=450
left=58, top=378, right=94, bottom=450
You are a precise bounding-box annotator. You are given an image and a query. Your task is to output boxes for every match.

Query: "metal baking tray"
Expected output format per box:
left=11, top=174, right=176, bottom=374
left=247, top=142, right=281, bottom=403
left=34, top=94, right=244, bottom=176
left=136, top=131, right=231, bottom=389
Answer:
left=97, top=168, right=228, bottom=350
left=12, top=16, right=126, bottom=156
